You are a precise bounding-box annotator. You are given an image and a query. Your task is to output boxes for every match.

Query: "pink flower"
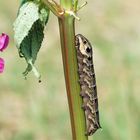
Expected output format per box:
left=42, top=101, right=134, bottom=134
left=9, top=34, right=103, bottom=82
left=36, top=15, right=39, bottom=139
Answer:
left=0, top=33, right=9, bottom=73
left=0, top=57, right=4, bottom=73
left=0, top=33, right=9, bottom=52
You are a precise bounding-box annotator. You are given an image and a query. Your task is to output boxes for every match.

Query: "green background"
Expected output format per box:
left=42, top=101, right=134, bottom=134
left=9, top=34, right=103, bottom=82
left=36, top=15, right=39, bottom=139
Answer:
left=0, top=0, right=140, bottom=140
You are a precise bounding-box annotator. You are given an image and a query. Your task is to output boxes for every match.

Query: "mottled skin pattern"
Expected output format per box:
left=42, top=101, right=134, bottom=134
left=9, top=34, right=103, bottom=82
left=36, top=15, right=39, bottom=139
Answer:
left=75, top=34, right=101, bottom=136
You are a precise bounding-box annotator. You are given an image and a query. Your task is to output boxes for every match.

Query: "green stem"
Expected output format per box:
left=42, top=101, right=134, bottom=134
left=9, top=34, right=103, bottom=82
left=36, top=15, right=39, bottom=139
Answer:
left=42, top=0, right=62, bottom=17
left=42, top=0, right=88, bottom=139
left=58, top=7, right=88, bottom=140
left=74, top=0, right=78, bottom=11
left=60, top=0, right=73, bottom=9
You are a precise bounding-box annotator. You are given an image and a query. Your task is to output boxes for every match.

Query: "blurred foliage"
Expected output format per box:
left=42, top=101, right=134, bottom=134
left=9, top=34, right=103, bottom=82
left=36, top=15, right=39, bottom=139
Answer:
left=0, top=0, right=140, bottom=140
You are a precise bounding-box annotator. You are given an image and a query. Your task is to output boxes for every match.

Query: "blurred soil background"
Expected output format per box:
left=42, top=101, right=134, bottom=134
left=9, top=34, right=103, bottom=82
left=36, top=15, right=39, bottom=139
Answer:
left=0, top=0, right=140, bottom=140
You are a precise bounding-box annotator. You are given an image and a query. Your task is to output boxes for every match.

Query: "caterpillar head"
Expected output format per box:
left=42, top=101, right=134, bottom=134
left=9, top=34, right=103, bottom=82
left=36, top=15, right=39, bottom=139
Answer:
left=76, top=34, right=92, bottom=57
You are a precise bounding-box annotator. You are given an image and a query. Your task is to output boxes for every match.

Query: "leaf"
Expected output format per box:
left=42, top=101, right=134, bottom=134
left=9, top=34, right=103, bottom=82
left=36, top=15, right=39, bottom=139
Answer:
left=14, top=2, right=39, bottom=47
left=20, top=20, right=44, bottom=80
left=13, top=1, right=50, bottom=80
left=39, top=3, right=50, bottom=25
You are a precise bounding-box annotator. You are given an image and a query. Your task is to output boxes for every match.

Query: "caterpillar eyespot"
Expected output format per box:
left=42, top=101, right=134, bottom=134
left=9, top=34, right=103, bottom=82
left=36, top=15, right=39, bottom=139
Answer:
left=86, top=47, right=91, bottom=53
left=83, top=40, right=87, bottom=44
left=75, top=34, right=101, bottom=136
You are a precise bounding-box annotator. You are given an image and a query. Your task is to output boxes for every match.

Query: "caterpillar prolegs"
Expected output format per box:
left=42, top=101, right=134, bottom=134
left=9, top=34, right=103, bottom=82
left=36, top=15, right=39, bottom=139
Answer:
left=75, top=34, right=101, bottom=136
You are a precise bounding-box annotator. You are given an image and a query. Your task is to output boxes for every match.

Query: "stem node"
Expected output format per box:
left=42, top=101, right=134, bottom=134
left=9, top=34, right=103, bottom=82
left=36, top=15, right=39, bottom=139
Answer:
left=65, top=10, right=80, bottom=20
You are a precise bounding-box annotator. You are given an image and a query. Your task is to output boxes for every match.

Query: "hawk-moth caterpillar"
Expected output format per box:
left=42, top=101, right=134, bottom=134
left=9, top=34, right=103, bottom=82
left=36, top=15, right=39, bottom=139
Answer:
left=75, top=34, right=101, bottom=136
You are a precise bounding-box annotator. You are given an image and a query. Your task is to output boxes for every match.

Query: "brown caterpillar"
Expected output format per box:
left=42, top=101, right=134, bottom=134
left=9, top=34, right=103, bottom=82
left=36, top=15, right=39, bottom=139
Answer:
left=75, top=34, right=101, bottom=136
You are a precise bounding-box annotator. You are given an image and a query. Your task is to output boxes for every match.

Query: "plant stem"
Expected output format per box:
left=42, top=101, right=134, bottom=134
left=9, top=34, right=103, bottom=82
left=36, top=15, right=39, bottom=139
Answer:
left=60, top=0, right=72, bottom=9
left=42, top=0, right=63, bottom=17
left=42, top=0, right=88, bottom=139
left=58, top=1, right=88, bottom=139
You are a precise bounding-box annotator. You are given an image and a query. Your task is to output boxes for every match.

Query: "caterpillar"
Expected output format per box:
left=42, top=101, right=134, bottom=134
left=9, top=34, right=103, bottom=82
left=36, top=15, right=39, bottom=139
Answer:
left=75, top=34, right=101, bottom=136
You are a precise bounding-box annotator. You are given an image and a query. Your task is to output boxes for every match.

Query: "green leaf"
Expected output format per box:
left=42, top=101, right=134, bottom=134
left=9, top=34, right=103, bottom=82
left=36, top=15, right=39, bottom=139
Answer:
left=14, top=2, right=39, bottom=47
left=39, top=3, right=50, bottom=25
left=13, top=1, right=49, bottom=80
